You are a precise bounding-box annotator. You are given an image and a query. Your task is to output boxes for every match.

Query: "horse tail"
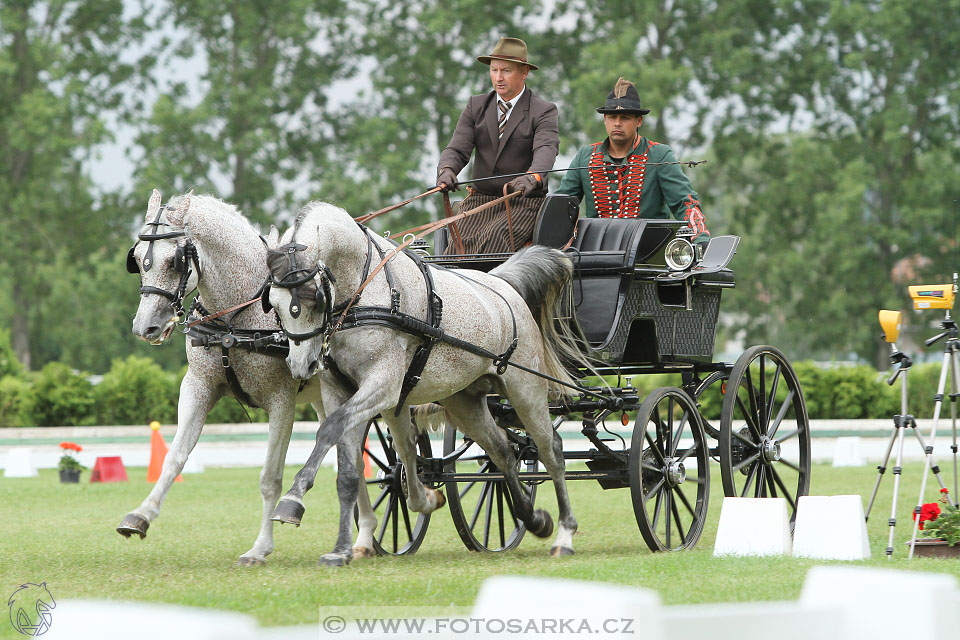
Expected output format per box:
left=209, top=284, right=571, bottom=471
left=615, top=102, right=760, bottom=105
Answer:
left=491, top=246, right=594, bottom=395
left=411, top=403, right=446, bottom=434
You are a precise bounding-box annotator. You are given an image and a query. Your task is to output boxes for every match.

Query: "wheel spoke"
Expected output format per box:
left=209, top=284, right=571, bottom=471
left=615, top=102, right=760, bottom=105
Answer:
left=366, top=451, right=392, bottom=474
left=458, top=461, right=491, bottom=500
left=371, top=485, right=390, bottom=511
left=765, top=366, right=782, bottom=436
left=735, top=393, right=763, bottom=441
left=732, top=451, right=762, bottom=473
left=666, top=397, right=675, bottom=455
left=399, top=493, right=413, bottom=543
left=665, top=489, right=673, bottom=547
left=676, top=442, right=700, bottom=463
left=644, top=429, right=668, bottom=466
left=644, top=476, right=666, bottom=504
left=671, top=409, right=689, bottom=455
left=774, top=425, right=801, bottom=444
left=496, top=483, right=506, bottom=549
left=373, top=421, right=396, bottom=466
left=769, top=466, right=797, bottom=511
left=469, top=481, right=492, bottom=531
left=377, top=492, right=395, bottom=542
left=652, top=487, right=664, bottom=531
left=674, top=485, right=697, bottom=518
left=778, top=457, right=802, bottom=472
left=740, top=463, right=759, bottom=497
left=756, top=465, right=767, bottom=497
left=768, top=390, right=795, bottom=438
left=758, top=356, right=768, bottom=431
left=669, top=490, right=686, bottom=546
left=483, top=481, right=495, bottom=548
left=392, top=493, right=399, bottom=552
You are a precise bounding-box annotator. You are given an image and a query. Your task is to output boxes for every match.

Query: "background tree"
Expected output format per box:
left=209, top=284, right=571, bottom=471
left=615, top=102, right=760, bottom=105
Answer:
left=0, top=0, right=152, bottom=369
left=132, top=0, right=351, bottom=225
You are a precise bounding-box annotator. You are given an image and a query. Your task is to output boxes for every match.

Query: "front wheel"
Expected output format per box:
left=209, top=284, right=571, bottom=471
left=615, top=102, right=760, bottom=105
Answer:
left=719, top=345, right=811, bottom=523
left=354, top=420, right=432, bottom=555
left=629, top=387, right=710, bottom=551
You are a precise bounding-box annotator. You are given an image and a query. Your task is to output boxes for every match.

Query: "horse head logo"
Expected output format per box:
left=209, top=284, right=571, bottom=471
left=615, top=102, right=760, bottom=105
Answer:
left=7, top=583, right=56, bottom=636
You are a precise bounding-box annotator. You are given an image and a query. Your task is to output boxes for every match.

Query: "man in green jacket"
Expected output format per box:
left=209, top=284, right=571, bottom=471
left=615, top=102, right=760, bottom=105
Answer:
left=555, top=77, right=708, bottom=240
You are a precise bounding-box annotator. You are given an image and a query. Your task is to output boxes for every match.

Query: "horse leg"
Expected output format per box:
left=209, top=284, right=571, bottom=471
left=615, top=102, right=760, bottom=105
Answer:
left=382, top=409, right=445, bottom=515
left=352, top=426, right=378, bottom=558
left=271, top=373, right=401, bottom=567
left=117, top=370, right=219, bottom=538
left=440, top=391, right=554, bottom=539
left=237, top=389, right=297, bottom=566
left=509, top=389, right=578, bottom=556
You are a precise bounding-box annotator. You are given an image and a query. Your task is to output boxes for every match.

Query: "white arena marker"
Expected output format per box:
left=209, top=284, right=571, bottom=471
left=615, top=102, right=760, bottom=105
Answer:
left=4, top=447, right=38, bottom=478
left=473, top=575, right=663, bottom=639
left=181, top=455, right=205, bottom=474
left=792, top=495, right=870, bottom=560
left=713, top=497, right=791, bottom=557
left=832, top=436, right=865, bottom=467
left=801, top=566, right=960, bottom=640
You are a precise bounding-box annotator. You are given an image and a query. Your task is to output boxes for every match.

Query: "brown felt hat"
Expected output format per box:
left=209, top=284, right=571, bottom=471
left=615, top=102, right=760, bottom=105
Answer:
left=477, top=37, right=539, bottom=71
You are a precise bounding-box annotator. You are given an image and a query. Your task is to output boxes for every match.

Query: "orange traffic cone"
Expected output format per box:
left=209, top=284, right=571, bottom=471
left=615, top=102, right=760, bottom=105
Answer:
left=147, top=421, right=182, bottom=483
left=363, top=437, right=372, bottom=478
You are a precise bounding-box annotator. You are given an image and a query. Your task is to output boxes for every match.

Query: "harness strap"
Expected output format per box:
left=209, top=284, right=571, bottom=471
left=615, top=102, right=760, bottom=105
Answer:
left=220, top=343, right=259, bottom=408
left=394, top=250, right=442, bottom=414
left=443, top=192, right=465, bottom=255
left=502, top=183, right=517, bottom=252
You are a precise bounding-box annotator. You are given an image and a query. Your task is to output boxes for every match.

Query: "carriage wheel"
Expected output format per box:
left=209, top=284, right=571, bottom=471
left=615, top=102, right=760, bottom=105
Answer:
left=629, top=387, right=710, bottom=552
left=354, top=420, right=432, bottom=556
left=442, top=426, right=538, bottom=552
left=719, top=345, right=811, bottom=522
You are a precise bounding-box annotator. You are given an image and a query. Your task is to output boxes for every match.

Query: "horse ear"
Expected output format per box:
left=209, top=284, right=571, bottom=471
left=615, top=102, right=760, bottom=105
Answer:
left=264, top=225, right=280, bottom=249
left=145, top=189, right=161, bottom=222
left=167, top=193, right=189, bottom=226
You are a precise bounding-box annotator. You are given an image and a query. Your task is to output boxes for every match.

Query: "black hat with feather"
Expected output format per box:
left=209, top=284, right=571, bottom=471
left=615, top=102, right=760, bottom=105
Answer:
left=596, top=77, right=650, bottom=115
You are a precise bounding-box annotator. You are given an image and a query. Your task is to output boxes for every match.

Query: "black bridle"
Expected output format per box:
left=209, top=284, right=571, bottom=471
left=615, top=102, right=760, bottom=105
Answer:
left=262, top=242, right=341, bottom=345
left=126, top=204, right=202, bottom=319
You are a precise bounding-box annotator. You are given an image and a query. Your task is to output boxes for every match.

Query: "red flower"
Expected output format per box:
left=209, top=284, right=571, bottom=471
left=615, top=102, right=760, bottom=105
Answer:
left=941, top=488, right=950, bottom=494
left=59, top=442, right=82, bottom=452
left=913, top=502, right=941, bottom=530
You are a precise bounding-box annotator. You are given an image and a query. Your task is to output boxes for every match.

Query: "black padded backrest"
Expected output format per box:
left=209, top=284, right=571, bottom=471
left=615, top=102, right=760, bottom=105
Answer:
left=533, top=194, right=579, bottom=248
left=568, top=218, right=649, bottom=270
left=434, top=226, right=449, bottom=255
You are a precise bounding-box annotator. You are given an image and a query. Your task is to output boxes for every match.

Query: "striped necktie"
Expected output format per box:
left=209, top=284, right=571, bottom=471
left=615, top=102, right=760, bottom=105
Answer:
left=498, top=101, right=511, bottom=138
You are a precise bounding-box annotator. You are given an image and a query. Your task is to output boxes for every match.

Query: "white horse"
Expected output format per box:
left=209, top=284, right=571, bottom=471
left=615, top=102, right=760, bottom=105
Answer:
left=264, top=201, right=589, bottom=557
left=122, top=190, right=378, bottom=566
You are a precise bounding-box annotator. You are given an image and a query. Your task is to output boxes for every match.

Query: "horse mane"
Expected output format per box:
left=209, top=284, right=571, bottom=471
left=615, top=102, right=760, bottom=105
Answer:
left=172, top=194, right=261, bottom=240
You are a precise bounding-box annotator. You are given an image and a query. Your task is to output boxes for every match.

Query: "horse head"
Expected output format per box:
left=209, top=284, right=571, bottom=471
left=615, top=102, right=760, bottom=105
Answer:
left=129, top=190, right=200, bottom=344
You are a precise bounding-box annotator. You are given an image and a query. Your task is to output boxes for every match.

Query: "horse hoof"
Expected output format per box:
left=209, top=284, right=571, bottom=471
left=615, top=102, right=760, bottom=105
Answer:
left=318, top=554, right=350, bottom=567
left=237, top=556, right=266, bottom=567
left=270, top=499, right=304, bottom=526
left=117, top=514, right=149, bottom=539
left=352, top=546, right=377, bottom=558
left=528, top=509, right=554, bottom=539
left=550, top=545, right=574, bottom=557
left=433, top=488, right=446, bottom=510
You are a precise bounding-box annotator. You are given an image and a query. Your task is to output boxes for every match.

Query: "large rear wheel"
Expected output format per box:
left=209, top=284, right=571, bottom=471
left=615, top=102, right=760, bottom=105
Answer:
left=719, top=345, right=811, bottom=523
left=629, top=387, right=710, bottom=551
left=442, top=426, right=539, bottom=552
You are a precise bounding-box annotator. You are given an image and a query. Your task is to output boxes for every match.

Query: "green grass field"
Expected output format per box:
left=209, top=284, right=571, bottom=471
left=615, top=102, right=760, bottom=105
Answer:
left=2, top=460, right=959, bottom=636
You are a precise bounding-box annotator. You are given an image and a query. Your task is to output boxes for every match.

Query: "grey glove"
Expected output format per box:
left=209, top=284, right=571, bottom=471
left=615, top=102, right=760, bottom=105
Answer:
left=505, top=174, right=540, bottom=196
left=436, top=167, right=459, bottom=193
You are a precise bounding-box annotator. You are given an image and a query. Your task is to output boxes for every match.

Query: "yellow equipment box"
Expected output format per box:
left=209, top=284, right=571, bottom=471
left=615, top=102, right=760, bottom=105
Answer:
left=908, top=284, right=956, bottom=310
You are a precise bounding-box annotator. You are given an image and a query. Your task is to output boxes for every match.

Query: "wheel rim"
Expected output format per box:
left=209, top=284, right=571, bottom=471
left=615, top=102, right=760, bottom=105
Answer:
left=355, top=420, right=431, bottom=555
left=719, top=346, right=811, bottom=521
left=629, top=387, right=710, bottom=551
left=442, top=426, right=538, bottom=552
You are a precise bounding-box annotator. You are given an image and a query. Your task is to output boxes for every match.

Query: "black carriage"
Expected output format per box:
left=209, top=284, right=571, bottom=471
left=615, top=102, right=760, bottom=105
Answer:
left=358, top=195, right=811, bottom=555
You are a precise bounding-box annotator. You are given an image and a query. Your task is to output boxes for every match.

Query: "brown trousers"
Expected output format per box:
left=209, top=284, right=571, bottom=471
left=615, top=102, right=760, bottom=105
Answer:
left=446, top=191, right=544, bottom=255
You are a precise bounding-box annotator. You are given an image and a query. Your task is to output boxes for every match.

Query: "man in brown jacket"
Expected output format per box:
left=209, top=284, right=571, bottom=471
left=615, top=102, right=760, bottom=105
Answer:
left=436, top=37, right=559, bottom=254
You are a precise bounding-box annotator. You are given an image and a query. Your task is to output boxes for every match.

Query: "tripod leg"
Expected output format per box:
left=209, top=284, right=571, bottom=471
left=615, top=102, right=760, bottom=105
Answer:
left=908, top=348, right=953, bottom=559
left=910, top=427, right=951, bottom=494
left=885, top=417, right=910, bottom=559
left=951, top=348, right=960, bottom=507
left=865, top=424, right=903, bottom=521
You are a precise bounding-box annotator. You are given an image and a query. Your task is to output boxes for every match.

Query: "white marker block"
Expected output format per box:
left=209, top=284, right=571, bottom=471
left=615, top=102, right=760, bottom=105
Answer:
left=4, top=447, right=38, bottom=478
left=831, top=436, right=865, bottom=467
left=792, top=495, right=870, bottom=560
left=181, top=456, right=205, bottom=474
left=801, top=566, right=959, bottom=640
left=713, top=497, right=792, bottom=556
left=473, top=575, right=663, bottom=639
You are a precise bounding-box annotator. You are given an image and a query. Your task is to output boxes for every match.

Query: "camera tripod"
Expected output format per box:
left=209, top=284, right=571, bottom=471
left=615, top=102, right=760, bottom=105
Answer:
left=864, top=310, right=957, bottom=558
left=905, top=312, right=960, bottom=558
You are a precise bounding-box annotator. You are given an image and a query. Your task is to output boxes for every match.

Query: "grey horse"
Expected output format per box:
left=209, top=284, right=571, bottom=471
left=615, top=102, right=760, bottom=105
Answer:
left=122, top=190, right=379, bottom=565
left=264, top=201, right=589, bottom=557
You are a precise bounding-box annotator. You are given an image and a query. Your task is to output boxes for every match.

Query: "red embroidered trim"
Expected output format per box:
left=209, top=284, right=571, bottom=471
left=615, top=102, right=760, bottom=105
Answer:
left=588, top=141, right=658, bottom=218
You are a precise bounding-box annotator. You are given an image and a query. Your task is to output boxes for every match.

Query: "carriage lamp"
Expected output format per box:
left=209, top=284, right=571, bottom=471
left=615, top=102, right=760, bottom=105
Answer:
left=664, top=236, right=696, bottom=271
